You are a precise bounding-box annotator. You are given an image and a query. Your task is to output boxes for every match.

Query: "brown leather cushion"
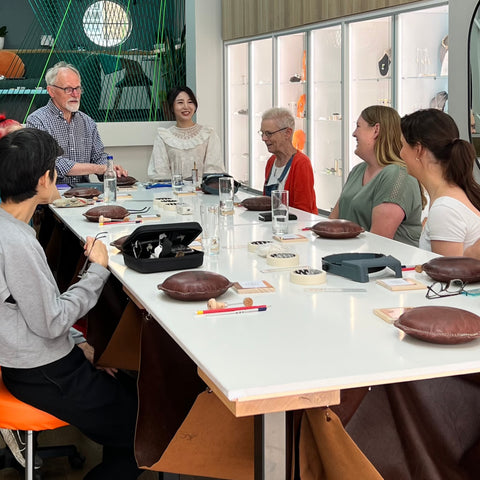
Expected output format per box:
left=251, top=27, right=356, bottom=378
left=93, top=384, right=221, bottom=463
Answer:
left=157, top=271, right=233, bottom=301
left=394, top=306, right=480, bottom=344
left=311, top=219, right=364, bottom=239
left=421, top=257, right=480, bottom=283
left=110, top=235, right=130, bottom=251
left=83, top=205, right=129, bottom=222
left=0, top=51, right=25, bottom=78
left=117, top=175, right=137, bottom=186
left=240, top=196, right=271, bottom=211
left=63, top=187, right=101, bottom=199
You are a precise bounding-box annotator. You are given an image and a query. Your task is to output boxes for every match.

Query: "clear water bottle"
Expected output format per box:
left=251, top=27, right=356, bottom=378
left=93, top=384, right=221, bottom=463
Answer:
left=103, top=155, right=117, bottom=204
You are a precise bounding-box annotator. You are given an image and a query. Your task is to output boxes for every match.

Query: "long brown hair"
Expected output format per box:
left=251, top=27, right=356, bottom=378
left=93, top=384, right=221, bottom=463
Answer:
left=361, top=105, right=404, bottom=168
left=401, top=108, right=480, bottom=210
left=362, top=105, right=427, bottom=208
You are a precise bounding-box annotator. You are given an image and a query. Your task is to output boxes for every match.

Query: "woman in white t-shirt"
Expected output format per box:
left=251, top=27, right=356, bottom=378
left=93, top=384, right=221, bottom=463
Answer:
left=400, top=108, right=480, bottom=256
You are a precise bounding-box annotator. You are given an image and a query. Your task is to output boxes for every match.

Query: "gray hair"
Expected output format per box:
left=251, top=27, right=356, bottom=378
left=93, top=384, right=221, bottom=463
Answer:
left=45, top=61, right=81, bottom=85
left=261, top=107, right=295, bottom=130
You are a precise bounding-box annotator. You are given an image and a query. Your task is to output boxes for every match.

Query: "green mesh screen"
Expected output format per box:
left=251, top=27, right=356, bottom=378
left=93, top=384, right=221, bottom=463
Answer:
left=0, top=0, right=185, bottom=123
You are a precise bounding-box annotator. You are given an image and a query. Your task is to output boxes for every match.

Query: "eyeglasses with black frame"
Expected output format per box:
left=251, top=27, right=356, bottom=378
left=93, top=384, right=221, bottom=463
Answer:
left=258, top=127, right=288, bottom=138
left=425, top=278, right=467, bottom=299
left=51, top=85, right=84, bottom=95
left=77, top=232, right=107, bottom=278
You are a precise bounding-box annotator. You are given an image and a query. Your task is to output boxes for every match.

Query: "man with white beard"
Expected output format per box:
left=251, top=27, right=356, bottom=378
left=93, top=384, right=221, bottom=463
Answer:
left=26, top=62, right=127, bottom=186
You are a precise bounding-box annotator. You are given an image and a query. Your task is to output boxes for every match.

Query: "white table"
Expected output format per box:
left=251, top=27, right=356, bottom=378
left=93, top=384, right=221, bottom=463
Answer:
left=52, top=185, right=480, bottom=479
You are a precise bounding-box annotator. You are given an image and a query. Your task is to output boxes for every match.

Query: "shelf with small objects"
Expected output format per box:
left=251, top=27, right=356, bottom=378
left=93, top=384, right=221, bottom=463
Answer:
left=397, top=5, right=449, bottom=116
left=224, top=1, right=448, bottom=214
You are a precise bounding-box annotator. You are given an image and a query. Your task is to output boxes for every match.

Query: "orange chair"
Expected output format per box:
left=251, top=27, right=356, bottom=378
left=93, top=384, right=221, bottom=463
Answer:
left=0, top=370, right=84, bottom=480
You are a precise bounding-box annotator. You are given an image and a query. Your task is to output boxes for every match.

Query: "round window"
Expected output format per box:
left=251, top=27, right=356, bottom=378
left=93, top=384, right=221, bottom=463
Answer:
left=83, top=1, right=131, bottom=47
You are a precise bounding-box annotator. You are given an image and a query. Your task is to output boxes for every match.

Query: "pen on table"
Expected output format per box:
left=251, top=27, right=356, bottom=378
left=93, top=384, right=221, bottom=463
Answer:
left=401, top=265, right=418, bottom=271
left=98, top=215, right=142, bottom=226
left=145, top=183, right=172, bottom=189
left=196, top=305, right=268, bottom=316
left=99, top=220, right=141, bottom=226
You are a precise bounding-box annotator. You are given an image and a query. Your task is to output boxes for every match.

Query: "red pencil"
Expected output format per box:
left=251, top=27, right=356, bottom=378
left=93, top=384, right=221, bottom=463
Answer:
left=196, top=305, right=268, bottom=315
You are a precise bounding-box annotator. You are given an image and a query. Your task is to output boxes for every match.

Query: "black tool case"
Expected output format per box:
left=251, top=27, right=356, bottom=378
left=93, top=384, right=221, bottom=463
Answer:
left=122, top=222, right=203, bottom=273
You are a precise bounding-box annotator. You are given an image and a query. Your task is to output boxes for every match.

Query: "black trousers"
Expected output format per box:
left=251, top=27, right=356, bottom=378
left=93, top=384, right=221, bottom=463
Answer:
left=2, top=346, right=144, bottom=479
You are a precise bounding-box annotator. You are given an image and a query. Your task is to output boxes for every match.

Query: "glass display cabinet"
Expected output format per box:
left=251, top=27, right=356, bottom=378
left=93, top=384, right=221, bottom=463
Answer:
left=225, top=1, right=448, bottom=213
left=226, top=42, right=249, bottom=185
left=251, top=38, right=273, bottom=191
left=310, top=25, right=343, bottom=209
left=397, top=5, right=449, bottom=116
left=348, top=17, right=392, bottom=172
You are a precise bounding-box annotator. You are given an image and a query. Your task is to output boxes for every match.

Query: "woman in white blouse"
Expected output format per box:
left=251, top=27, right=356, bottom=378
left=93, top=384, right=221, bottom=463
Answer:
left=148, top=86, right=224, bottom=180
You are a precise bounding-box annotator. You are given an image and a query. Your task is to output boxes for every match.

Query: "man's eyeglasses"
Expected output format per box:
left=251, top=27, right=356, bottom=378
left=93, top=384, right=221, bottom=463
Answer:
left=426, top=279, right=466, bottom=299
left=51, top=85, right=84, bottom=95
left=258, top=127, right=288, bottom=138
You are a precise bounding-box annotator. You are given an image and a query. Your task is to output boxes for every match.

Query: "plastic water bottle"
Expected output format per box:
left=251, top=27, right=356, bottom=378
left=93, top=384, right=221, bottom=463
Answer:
left=103, top=155, right=117, bottom=203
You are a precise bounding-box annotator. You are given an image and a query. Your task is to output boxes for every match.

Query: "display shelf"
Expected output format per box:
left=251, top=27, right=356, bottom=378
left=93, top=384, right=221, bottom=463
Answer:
left=224, top=1, right=448, bottom=214
left=401, top=75, right=447, bottom=80
left=251, top=37, right=273, bottom=191
left=351, top=76, right=392, bottom=81
left=226, top=42, right=249, bottom=185
left=397, top=4, right=448, bottom=116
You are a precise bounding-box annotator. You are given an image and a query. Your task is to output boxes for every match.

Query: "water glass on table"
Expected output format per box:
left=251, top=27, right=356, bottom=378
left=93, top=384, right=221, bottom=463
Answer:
left=171, top=158, right=183, bottom=194
left=200, top=204, right=220, bottom=255
left=271, top=189, right=289, bottom=235
left=219, top=177, right=235, bottom=215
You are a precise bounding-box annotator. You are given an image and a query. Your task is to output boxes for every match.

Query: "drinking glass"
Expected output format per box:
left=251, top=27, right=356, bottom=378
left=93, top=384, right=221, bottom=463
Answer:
left=219, top=177, right=235, bottom=215
left=200, top=204, right=220, bottom=255
left=271, top=189, right=289, bottom=235
left=171, top=158, right=183, bottom=194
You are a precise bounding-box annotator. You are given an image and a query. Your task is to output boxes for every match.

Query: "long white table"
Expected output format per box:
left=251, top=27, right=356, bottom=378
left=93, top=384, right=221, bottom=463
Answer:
left=52, top=185, right=480, bottom=479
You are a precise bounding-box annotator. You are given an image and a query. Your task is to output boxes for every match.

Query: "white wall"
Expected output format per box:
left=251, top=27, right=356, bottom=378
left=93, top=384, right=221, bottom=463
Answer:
left=186, top=0, right=224, bottom=152
left=97, top=121, right=173, bottom=182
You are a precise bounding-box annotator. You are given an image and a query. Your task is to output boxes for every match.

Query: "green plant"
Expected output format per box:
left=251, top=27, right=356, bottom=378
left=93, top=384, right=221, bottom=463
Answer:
left=0, top=26, right=7, bottom=37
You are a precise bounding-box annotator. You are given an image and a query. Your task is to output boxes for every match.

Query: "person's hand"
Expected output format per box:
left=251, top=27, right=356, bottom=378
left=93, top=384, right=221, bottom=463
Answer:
left=84, top=236, right=108, bottom=268
left=114, top=164, right=128, bottom=177
left=77, top=341, right=118, bottom=377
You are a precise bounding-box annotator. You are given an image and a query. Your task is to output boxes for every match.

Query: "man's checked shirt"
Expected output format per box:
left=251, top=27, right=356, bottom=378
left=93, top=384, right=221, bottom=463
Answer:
left=26, top=100, right=107, bottom=186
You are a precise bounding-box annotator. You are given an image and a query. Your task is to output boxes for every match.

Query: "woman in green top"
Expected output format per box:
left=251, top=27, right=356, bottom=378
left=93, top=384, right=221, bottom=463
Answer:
left=329, top=105, right=424, bottom=247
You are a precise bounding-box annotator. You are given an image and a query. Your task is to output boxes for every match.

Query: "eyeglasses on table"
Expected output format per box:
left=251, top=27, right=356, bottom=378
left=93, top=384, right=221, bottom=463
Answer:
left=425, top=279, right=480, bottom=299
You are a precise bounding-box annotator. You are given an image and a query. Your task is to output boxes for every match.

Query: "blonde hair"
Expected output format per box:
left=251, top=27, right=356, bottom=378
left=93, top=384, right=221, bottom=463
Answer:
left=361, top=105, right=405, bottom=168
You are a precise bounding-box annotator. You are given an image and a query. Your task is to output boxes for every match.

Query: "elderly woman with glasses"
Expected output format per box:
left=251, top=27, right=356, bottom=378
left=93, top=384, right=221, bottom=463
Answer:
left=260, top=107, right=317, bottom=214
